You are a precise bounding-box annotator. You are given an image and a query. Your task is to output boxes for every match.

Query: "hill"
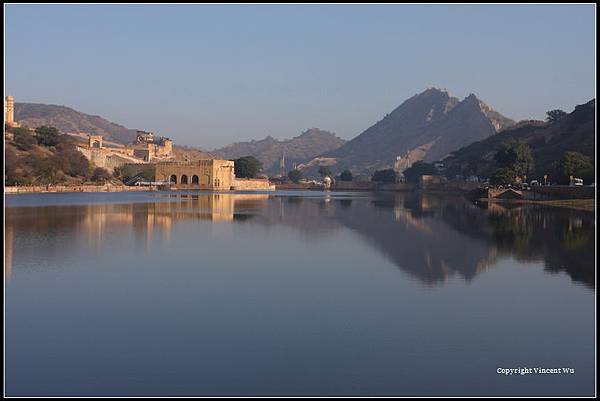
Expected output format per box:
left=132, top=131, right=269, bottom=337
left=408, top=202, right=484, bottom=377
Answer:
left=14, top=102, right=214, bottom=158
left=310, top=88, right=514, bottom=174
left=442, top=99, right=595, bottom=181
left=15, top=102, right=139, bottom=144
left=213, top=128, right=346, bottom=174
left=5, top=125, right=117, bottom=185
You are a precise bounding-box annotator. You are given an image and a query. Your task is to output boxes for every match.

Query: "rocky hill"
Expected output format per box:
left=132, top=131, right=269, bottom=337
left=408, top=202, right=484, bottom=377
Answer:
left=14, top=102, right=139, bottom=144
left=213, top=128, right=346, bottom=174
left=14, top=102, right=214, bottom=159
left=442, top=99, right=595, bottom=181
left=310, top=88, right=515, bottom=174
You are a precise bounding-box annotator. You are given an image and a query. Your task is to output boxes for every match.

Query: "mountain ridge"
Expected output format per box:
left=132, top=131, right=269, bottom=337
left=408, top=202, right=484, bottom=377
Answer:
left=314, top=88, right=515, bottom=173
left=213, top=128, right=346, bottom=174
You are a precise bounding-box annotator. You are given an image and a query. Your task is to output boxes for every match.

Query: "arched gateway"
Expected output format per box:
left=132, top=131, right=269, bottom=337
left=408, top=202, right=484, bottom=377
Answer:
left=155, top=160, right=235, bottom=190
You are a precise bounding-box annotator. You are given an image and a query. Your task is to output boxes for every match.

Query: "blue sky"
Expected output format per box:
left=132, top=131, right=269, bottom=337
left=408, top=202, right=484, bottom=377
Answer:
left=5, top=4, right=596, bottom=149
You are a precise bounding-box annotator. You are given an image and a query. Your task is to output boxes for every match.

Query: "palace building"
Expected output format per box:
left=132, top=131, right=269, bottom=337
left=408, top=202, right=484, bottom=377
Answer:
left=154, top=160, right=235, bottom=190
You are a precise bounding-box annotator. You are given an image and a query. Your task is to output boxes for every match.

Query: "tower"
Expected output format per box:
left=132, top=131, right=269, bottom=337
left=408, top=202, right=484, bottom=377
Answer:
left=88, top=134, right=103, bottom=149
left=279, top=150, right=286, bottom=178
left=5, top=96, right=15, bottom=126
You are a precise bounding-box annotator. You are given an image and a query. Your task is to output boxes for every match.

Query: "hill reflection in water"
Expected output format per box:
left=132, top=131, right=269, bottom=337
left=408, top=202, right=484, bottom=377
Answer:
left=5, top=192, right=595, bottom=288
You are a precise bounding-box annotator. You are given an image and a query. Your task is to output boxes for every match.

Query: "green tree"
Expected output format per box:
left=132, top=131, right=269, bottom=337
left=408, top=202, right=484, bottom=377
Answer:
left=555, top=151, right=595, bottom=184
left=494, top=139, right=534, bottom=177
left=318, top=165, right=332, bottom=178
left=371, top=168, right=397, bottom=183
left=288, top=169, right=303, bottom=183
left=35, top=126, right=61, bottom=147
left=546, top=109, right=567, bottom=124
left=403, top=161, right=437, bottom=183
left=340, top=169, right=353, bottom=182
left=489, top=167, right=516, bottom=186
left=234, top=156, right=262, bottom=178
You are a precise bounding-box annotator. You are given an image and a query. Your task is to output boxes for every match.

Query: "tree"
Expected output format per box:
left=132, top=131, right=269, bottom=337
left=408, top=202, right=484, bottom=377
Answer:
left=403, top=161, right=437, bottom=183
left=555, top=151, right=595, bottom=184
left=35, top=126, right=61, bottom=147
left=288, top=169, right=303, bottom=183
left=340, top=170, right=353, bottom=182
left=12, top=127, right=37, bottom=151
left=489, top=168, right=516, bottom=186
left=494, top=139, right=534, bottom=177
left=546, top=109, right=567, bottom=124
left=34, top=157, right=63, bottom=183
left=371, top=169, right=397, bottom=183
left=234, top=156, right=262, bottom=178
left=91, top=167, right=112, bottom=183
left=318, top=166, right=332, bottom=178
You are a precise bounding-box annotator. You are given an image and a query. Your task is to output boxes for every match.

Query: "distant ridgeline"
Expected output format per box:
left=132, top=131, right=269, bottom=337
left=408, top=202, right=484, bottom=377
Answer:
left=212, top=128, right=346, bottom=175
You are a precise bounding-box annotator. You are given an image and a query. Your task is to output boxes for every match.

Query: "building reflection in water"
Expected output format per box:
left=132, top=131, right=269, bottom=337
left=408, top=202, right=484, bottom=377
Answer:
left=4, top=192, right=595, bottom=288
left=4, top=194, right=270, bottom=281
left=5, top=224, right=13, bottom=281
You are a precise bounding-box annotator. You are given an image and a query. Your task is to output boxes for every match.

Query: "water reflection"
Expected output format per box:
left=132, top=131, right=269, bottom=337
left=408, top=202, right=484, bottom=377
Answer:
left=5, top=192, right=595, bottom=288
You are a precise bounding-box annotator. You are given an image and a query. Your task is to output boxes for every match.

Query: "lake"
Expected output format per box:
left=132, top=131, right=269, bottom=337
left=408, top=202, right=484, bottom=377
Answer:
left=4, top=190, right=596, bottom=396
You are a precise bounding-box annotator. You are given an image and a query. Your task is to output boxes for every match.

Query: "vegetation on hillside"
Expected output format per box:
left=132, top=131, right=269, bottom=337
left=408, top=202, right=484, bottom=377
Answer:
left=5, top=124, right=113, bottom=185
left=442, top=99, right=595, bottom=184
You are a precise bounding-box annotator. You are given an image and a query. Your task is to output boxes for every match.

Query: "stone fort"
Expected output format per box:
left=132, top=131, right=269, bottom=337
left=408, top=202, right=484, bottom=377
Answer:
left=76, top=131, right=174, bottom=170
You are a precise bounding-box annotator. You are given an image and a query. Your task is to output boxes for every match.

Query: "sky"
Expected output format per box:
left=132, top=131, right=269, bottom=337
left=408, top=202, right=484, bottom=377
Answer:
left=5, top=4, right=596, bottom=149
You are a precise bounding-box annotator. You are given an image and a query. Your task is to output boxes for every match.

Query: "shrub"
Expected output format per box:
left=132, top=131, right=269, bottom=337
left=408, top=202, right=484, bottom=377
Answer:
left=91, top=167, right=112, bottom=183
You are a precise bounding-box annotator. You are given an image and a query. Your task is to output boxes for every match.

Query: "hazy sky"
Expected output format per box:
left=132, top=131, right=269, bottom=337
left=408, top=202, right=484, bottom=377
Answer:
left=5, top=4, right=596, bottom=149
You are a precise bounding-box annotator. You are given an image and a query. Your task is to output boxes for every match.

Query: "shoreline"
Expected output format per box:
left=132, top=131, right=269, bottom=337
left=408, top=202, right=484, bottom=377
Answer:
left=5, top=184, right=159, bottom=195
left=476, top=198, right=595, bottom=212
left=5, top=185, right=596, bottom=212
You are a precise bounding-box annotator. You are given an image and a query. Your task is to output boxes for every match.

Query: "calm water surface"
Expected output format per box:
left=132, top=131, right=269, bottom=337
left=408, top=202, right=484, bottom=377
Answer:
left=5, top=191, right=596, bottom=396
